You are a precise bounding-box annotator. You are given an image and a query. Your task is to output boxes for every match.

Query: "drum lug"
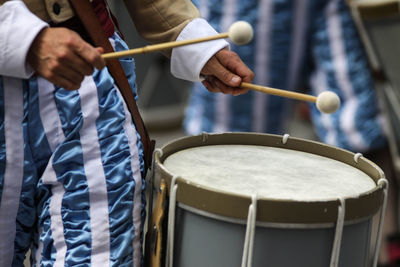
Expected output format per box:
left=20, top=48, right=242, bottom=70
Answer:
left=151, top=225, right=158, bottom=253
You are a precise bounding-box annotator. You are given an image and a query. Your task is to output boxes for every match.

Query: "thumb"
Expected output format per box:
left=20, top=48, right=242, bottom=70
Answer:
left=216, top=67, right=242, bottom=87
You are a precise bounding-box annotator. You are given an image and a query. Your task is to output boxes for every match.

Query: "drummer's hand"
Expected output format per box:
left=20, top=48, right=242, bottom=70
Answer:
left=27, top=27, right=106, bottom=91
left=200, top=49, right=254, bottom=96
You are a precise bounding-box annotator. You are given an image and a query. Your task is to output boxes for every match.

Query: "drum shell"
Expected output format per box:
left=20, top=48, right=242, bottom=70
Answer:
left=173, top=204, right=373, bottom=267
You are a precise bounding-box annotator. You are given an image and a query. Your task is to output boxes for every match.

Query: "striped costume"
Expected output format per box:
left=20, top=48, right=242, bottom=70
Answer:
left=0, top=0, right=227, bottom=266
left=0, top=34, right=145, bottom=266
left=185, top=0, right=387, bottom=153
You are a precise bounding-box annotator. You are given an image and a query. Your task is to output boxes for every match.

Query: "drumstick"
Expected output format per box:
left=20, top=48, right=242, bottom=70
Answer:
left=240, top=82, right=341, bottom=114
left=101, top=21, right=253, bottom=60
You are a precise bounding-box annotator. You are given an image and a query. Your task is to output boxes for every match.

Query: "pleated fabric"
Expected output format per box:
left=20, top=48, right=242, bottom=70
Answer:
left=0, top=33, right=146, bottom=267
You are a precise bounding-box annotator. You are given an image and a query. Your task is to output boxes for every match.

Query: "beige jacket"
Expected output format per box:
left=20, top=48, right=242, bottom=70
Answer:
left=0, top=0, right=200, bottom=52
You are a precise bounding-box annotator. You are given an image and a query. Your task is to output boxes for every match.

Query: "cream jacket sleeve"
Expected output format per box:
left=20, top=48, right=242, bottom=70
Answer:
left=123, top=0, right=228, bottom=82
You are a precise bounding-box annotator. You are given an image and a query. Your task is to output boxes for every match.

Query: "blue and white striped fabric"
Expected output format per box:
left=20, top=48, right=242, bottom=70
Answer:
left=185, top=0, right=387, bottom=153
left=0, top=33, right=145, bottom=267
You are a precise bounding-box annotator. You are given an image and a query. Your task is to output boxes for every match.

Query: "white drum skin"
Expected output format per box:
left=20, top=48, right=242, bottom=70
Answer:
left=163, top=145, right=376, bottom=201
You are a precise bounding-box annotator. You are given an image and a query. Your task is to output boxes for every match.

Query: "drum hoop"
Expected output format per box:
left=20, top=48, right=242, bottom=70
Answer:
left=177, top=202, right=374, bottom=229
left=352, top=0, right=400, bottom=21
left=155, top=132, right=385, bottom=224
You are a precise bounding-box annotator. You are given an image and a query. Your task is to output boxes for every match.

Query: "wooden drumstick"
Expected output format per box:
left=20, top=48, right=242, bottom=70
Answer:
left=241, top=82, right=316, bottom=102
left=101, top=21, right=253, bottom=60
left=240, top=82, right=341, bottom=114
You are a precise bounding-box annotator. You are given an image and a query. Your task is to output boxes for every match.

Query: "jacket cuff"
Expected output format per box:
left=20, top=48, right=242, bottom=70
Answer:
left=0, top=1, right=48, bottom=78
left=171, top=18, right=229, bottom=82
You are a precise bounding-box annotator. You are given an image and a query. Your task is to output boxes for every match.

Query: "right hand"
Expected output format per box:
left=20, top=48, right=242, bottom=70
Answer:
left=27, top=27, right=105, bottom=91
left=200, top=49, right=254, bottom=96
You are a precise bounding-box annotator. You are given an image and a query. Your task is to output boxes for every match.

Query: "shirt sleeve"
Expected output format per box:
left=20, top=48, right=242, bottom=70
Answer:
left=0, top=1, right=48, bottom=78
left=171, top=18, right=229, bottom=82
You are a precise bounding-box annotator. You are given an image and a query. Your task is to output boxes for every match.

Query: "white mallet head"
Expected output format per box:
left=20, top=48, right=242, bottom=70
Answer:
left=228, top=21, right=254, bottom=45
left=316, top=91, right=341, bottom=114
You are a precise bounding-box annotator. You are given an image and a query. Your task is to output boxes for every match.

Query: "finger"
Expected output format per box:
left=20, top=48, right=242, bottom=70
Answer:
left=56, top=47, right=94, bottom=76
left=40, top=59, right=83, bottom=90
left=203, top=76, right=248, bottom=96
left=232, top=87, right=249, bottom=96
left=60, top=30, right=105, bottom=72
left=49, top=74, right=80, bottom=91
left=206, top=76, right=238, bottom=95
left=95, top=47, right=106, bottom=69
left=201, top=80, right=218, bottom=93
left=53, top=71, right=82, bottom=91
left=215, top=50, right=255, bottom=83
left=203, top=57, right=242, bottom=87
left=74, top=42, right=106, bottom=71
left=202, top=76, right=221, bottom=93
left=53, top=64, right=85, bottom=86
left=212, top=78, right=235, bottom=94
left=64, top=56, right=93, bottom=76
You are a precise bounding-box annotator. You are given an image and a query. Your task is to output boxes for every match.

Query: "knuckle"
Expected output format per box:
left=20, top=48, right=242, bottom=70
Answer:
left=86, top=54, right=95, bottom=64
left=247, top=72, right=255, bottom=82
left=82, top=50, right=98, bottom=66
left=220, top=85, right=230, bottom=94
left=64, top=82, right=76, bottom=91
left=64, top=35, right=77, bottom=47
left=222, top=71, right=232, bottom=82
left=207, top=86, right=217, bottom=93
left=46, top=72, right=56, bottom=81
left=89, top=55, right=98, bottom=65
left=56, top=50, right=69, bottom=61
left=50, top=61, right=62, bottom=72
left=92, top=54, right=103, bottom=67
left=83, top=65, right=94, bottom=75
left=230, top=51, right=239, bottom=58
left=250, top=71, right=255, bottom=79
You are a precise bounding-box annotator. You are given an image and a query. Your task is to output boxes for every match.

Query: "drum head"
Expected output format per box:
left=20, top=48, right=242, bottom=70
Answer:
left=154, top=133, right=385, bottom=224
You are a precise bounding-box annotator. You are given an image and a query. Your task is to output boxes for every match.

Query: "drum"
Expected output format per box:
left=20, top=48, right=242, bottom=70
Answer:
left=152, top=132, right=388, bottom=267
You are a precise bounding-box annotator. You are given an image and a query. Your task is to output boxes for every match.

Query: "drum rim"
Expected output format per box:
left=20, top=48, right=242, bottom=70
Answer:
left=154, top=132, right=386, bottom=224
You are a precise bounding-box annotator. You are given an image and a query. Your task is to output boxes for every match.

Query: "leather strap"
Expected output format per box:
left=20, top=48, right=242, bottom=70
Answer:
left=68, top=0, right=155, bottom=172
left=146, top=179, right=167, bottom=267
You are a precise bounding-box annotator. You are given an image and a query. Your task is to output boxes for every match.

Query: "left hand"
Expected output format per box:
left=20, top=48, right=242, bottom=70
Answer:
left=200, top=49, right=254, bottom=96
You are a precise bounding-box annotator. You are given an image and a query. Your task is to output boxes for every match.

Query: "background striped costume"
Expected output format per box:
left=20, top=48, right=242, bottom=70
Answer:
left=185, top=0, right=388, bottom=153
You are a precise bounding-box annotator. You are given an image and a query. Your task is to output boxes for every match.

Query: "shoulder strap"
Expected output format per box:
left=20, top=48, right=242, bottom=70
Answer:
left=68, top=0, right=155, bottom=172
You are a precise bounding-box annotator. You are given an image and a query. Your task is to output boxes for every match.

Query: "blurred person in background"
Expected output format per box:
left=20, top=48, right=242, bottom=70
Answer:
left=184, top=0, right=399, bottom=265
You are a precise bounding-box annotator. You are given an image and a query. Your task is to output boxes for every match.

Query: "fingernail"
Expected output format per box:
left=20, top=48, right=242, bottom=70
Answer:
left=231, top=76, right=241, bottom=84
